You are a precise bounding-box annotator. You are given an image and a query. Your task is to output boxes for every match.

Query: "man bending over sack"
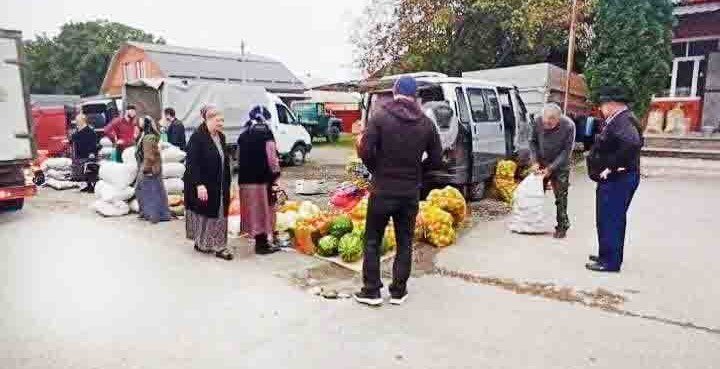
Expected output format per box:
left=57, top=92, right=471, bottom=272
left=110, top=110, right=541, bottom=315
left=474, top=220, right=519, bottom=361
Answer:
left=529, top=103, right=576, bottom=239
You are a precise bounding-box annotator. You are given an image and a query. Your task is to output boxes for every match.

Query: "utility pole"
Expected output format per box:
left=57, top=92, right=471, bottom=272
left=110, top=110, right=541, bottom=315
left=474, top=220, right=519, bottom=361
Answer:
left=563, top=0, right=579, bottom=114
left=240, top=40, right=247, bottom=83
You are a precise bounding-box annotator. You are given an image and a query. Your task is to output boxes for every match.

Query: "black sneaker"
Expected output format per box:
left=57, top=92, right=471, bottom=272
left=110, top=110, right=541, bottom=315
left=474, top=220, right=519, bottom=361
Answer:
left=390, top=291, right=408, bottom=305
left=353, top=290, right=383, bottom=307
left=553, top=229, right=567, bottom=239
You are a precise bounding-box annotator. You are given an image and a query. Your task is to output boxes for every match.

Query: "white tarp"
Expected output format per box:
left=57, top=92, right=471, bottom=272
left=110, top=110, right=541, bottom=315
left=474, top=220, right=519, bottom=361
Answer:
left=125, top=78, right=270, bottom=144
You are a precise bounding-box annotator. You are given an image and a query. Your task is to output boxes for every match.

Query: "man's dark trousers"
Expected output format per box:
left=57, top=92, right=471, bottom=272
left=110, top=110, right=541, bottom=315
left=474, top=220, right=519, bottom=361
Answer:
left=362, top=193, right=418, bottom=296
left=596, top=171, right=640, bottom=271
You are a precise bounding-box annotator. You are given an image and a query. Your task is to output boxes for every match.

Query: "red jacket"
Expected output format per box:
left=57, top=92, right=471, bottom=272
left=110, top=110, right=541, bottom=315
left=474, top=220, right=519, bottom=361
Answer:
left=104, top=117, right=137, bottom=149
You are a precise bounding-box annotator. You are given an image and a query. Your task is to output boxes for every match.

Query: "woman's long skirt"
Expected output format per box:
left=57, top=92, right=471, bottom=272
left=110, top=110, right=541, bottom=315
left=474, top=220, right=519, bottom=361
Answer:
left=238, top=183, right=275, bottom=237
left=135, top=174, right=172, bottom=223
left=186, top=208, right=228, bottom=252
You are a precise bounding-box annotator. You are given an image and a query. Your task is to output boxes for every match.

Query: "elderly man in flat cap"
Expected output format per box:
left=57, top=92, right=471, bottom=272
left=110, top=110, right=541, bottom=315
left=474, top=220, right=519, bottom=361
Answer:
left=586, top=86, right=644, bottom=273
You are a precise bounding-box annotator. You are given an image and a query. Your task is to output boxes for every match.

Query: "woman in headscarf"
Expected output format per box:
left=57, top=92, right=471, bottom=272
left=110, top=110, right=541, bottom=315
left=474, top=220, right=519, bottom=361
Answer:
left=237, top=105, right=282, bottom=255
left=70, top=113, right=100, bottom=192
left=134, top=116, right=172, bottom=224
left=184, top=105, right=233, bottom=260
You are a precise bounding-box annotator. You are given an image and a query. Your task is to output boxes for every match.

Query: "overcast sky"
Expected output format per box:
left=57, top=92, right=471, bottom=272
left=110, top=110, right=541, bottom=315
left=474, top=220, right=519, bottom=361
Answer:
left=1, top=0, right=369, bottom=81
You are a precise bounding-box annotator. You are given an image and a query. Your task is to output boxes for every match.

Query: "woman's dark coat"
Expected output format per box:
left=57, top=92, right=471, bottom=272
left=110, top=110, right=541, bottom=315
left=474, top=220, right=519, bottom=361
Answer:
left=183, top=123, right=231, bottom=218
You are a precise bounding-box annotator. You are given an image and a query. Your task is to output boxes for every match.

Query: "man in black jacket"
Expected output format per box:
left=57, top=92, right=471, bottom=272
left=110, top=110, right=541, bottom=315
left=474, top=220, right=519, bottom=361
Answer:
left=164, top=108, right=186, bottom=150
left=586, top=86, right=643, bottom=273
left=354, top=76, right=443, bottom=306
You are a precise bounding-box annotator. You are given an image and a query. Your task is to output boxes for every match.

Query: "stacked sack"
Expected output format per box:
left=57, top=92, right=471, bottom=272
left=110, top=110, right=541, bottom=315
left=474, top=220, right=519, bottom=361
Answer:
left=42, top=158, right=80, bottom=190
left=92, top=161, right=137, bottom=217
left=160, top=143, right=186, bottom=196
left=99, top=137, right=114, bottom=161
left=123, top=142, right=187, bottom=217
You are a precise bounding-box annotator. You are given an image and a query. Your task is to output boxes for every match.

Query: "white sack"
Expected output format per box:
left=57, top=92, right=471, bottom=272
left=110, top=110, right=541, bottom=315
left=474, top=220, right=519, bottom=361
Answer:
left=508, top=174, right=550, bottom=234
left=45, top=168, right=72, bottom=181
left=45, top=178, right=80, bottom=190
left=99, top=147, right=114, bottom=160
left=95, top=180, right=135, bottom=202
left=121, top=146, right=137, bottom=164
left=129, top=199, right=140, bottom=213
left=42, top=158, right=72, bottom=171
left=99, top=161, right=137, bottom=188
left=162, top=163, right=186, bottom=179
left=164, top=178, right=184, bottom=194
left=92, top=200, right=130, bottom=217
left=161, top=146, right=186, bottom=163
left=100, top=137, right=113, bottom=147
left=160, top=141, right=172, bottom=150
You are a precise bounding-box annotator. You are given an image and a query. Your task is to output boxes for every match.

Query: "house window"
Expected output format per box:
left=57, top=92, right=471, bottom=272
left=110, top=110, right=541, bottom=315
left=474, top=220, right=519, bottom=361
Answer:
left=660, top=38, right=720, bottom=98
left=123, top=63, right=134, bottom=82
left=135, top=61, right=146, bottom=79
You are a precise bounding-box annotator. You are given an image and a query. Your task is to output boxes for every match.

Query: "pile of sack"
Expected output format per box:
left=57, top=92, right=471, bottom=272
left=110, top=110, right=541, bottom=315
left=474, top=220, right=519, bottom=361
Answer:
left=99, top=138, right=115, bottom=161
left=161, top=143, right=186, bottom=196
left=42, top=158, right=81, bottom=190
left=92, top=161, right=137, bottom=217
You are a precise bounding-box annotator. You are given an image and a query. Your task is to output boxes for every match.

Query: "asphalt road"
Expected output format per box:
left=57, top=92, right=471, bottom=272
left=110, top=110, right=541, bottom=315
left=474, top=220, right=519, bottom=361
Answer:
left=1, top=158, right=719, bottom=368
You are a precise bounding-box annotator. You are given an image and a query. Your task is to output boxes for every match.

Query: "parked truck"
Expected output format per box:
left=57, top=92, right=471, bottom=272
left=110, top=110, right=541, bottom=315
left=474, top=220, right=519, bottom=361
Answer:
left=463, top=63, right=590, bottom=119
left=123, top=78, right=313, bottom=166
left=0, top=29, right=37, bottom=211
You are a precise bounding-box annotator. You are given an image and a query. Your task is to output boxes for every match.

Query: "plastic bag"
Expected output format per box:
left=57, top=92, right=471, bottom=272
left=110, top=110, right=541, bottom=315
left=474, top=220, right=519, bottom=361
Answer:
left=99, top=137, right=113, bottom=147
left=330, top=184, right=367, bottom=212
left=508, top=174, right=549, bottom=234
left=99, top=161, right=137, bottom=188
left=228, top=215, right=242, bottom=236
left=129, top=199, right=140, bottom=213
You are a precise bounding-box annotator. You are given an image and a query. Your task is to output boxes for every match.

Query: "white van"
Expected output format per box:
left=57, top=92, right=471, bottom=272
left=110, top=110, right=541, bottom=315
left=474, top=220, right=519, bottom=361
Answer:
left=123, top=78, right=312, bottom=166
left=361, top=72, right=531, bottom=199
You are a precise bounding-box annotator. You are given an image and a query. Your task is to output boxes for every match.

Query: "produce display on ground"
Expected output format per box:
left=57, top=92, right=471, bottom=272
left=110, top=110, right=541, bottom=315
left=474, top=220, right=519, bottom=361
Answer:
left=275, top=182, right=469, bottom=269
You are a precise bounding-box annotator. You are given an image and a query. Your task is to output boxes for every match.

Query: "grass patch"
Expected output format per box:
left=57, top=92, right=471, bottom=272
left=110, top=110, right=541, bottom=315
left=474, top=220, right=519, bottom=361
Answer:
left=313, top=134, right=355, bottom=148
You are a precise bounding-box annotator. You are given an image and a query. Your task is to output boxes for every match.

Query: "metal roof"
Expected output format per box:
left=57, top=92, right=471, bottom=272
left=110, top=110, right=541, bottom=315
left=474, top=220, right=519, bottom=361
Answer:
left=30, top=94, right=81, bottom=107
left=674, top=1, right=720, bottom=15
left=126, top=42, right=306, bottom=93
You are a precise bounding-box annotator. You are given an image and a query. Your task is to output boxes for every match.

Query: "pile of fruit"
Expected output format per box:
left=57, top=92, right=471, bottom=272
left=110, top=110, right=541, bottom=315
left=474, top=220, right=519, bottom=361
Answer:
left=426, top=186, right=467, bottom=225
left=168, top=195, right=185, bottom=217
left=493, top=160, right=519, bottom=204
left=345, top=156, right=370, bottom=190
left=417, top=202, right=456, bottom=248
left=273, top=183, right=468, bottom=261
